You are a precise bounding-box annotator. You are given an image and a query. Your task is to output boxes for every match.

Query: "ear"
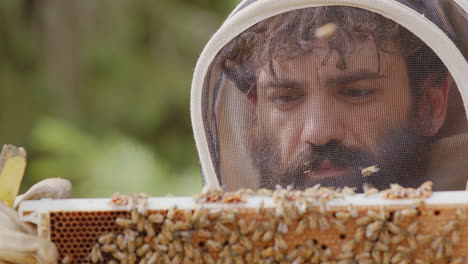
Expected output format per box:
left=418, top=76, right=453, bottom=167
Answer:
left=418, top=75, right=451, bottom=136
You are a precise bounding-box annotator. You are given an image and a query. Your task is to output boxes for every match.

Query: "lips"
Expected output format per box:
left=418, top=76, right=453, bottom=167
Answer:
left=303, top=159, right=354, bottom=179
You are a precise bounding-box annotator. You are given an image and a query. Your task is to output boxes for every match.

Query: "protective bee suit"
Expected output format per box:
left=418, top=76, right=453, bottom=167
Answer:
left=191, top=0, right=468, bottom=192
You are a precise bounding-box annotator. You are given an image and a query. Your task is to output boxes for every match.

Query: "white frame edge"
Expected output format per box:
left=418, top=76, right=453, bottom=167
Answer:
left=18, top=191, right=468, bottom=225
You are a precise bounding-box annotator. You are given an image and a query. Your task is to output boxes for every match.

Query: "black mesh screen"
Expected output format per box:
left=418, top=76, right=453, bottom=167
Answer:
left=201, top=4, right=468, bottom=192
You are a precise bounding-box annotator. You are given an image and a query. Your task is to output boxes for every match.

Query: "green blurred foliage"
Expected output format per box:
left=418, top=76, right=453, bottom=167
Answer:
left=0, top=0, right=238, bottom=197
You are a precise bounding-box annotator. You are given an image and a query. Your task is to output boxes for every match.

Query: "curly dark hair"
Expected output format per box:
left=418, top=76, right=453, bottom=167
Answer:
left=218, top=6, right=449, bottom=105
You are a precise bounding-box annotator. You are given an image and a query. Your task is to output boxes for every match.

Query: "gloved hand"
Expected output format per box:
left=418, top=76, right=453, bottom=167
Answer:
left=0, top=178, right=72, bottom=264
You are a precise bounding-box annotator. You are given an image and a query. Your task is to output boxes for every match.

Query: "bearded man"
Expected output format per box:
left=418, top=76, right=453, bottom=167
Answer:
left=197, top=4, right=468, bottom=191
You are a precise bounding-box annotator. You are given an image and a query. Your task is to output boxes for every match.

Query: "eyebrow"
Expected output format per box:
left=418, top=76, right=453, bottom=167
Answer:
left=260, top=70, right=385, bottom=89
left=326, top=70, right=385, bottom=86
left=261, top=79, right=305, bottom=90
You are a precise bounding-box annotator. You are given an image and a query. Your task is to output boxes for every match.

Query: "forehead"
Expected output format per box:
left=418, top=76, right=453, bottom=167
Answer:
left=258, top=38, right=405, bottom=84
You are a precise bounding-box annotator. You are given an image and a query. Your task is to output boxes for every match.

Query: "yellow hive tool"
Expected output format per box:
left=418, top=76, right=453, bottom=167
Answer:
left=0, top=144, right=26, bottom=207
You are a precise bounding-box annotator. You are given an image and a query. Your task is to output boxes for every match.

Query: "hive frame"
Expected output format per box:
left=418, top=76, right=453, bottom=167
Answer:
left=17, top=191, right=468, bottom=263
left=19, top=191, right=468, bottom=219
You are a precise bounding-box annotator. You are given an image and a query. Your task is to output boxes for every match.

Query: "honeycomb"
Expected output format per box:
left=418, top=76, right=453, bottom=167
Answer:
left=50, top=211, right=129, bottom=262
left=33, top=204, right=468, bottom=263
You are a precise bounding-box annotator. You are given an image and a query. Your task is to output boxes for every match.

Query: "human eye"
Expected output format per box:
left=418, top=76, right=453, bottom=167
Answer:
left=338, top=88, right=376, bottom=100
left=272, top=94, right=301, bottom=103
left=270, top=91, right=304, bottom=109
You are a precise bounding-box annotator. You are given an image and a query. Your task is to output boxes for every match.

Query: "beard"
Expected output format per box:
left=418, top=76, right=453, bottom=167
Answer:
left=255, top=124, right=434, bottom=191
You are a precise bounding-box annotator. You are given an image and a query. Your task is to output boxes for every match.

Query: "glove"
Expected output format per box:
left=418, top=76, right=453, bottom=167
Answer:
left=14, top=178, right=73, bottom=209
left=0, top=178, right=72, bottom=264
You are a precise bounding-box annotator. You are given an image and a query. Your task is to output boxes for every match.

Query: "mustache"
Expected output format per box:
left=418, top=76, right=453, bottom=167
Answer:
left=296, top=140, right=377, bottom=172
left=266, top=140, right=378, bottom=190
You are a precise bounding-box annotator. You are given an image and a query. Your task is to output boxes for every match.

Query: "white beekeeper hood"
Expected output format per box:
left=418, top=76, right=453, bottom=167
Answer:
left=191, top=0, right=468, bottom=191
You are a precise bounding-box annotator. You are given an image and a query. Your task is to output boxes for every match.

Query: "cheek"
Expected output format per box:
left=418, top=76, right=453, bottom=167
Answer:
left=258, top=107, right=304, bottom=162
left=344, top=107, right=388, bottom=155
left=342, top=94, right=411, bottom=154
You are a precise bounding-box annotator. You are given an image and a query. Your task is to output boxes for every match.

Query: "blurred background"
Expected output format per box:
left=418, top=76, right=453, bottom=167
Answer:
left=0, top=0, right=237, bottom=197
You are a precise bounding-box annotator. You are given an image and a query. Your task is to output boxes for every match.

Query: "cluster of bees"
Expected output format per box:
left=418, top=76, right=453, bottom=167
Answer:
left=381, top=182, right=433, bottom=200
left=81, top=183, right=465, bottom=264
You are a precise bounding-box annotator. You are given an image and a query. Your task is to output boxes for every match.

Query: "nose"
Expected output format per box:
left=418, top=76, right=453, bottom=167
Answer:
left=300, top=99, right=344, bottom=146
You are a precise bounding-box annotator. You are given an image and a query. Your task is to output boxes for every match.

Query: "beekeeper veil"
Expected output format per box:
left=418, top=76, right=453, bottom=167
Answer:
left=191, top=0, right=468, bottom=192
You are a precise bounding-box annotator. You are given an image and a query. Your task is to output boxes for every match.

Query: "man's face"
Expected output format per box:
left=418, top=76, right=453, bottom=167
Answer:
left=254, top=39, right=432, bottom=190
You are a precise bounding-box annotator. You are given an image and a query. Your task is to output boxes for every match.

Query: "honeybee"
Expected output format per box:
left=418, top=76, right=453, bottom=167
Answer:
left=261, top=247, right=274, bottom=258
left=450, top=258, right=465, bottom=264
left=295, top=219, right=307, bottom=234
left=148, top=213, right=165, bottom=224
left=61, top=255, right=72, bottom=264
left=363, top=183, right=379, bottom=196
left=184, top=243, right=194, bottom=258
left=261, top=230, right=274, bottom=242
left=315, top=23, right=338, bottom=39
left=116, top=217, right=133, bottom=227
left=206, top=239, right=222, bottom=252
left=360, top=165, right=380, bottom=177
left=136, top=244, right=150, bottom=256
left=275, top=234, right=288, bottom=251
left=229, top=230, right=240, bottom=244
left=89, top=244, right=103, bottom=263
left=354, top=226, right=365, bottom=242
left=98, top=233, right=115, bottom=244
left=167, top=205, right=177, bottom=220
left=240, top=236, right=253, bottom=251
left=100, top=243, right=117, bottom=253
left=341, top=239, right=357, bottom=252
left=277, top=222, right=288, bottom=234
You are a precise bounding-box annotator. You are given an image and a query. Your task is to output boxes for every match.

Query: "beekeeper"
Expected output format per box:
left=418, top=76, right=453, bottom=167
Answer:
left=190, top=0, right=468, bottom=192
